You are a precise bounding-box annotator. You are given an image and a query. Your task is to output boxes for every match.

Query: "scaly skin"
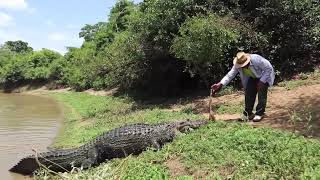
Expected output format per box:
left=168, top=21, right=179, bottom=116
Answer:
left=9, top=119, right=208, bottom=175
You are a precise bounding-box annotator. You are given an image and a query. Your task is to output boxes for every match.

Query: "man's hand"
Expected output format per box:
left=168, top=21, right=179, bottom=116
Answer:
left=257, top=81, right=266, bottom=91
left=211, top=82, right=222, bottom=92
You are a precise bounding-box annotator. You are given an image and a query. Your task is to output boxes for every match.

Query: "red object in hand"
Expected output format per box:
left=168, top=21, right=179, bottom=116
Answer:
left=211, top=82, right=222, bottom=96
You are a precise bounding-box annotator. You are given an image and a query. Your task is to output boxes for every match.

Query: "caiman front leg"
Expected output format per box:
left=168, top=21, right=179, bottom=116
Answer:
left=81, top=147, right=99, bottom=169
left=150, top=139, right=161, bottom=150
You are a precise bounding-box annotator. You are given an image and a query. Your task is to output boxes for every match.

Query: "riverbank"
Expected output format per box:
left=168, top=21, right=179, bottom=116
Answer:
left=6, top=69, right=320, bottom=179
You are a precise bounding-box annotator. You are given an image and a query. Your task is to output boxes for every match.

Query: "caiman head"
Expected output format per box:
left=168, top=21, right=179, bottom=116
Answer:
left=174, top=119, right=209, bottom=133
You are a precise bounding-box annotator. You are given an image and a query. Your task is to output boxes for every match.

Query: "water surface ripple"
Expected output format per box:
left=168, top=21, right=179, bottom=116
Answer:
left=0, top=93, right=63, bottom=180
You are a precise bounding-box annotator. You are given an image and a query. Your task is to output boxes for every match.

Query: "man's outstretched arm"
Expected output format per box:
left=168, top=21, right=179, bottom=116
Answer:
left=220, top=66, right=238, bottom=86
left=212, top=66, right=238, bottom=92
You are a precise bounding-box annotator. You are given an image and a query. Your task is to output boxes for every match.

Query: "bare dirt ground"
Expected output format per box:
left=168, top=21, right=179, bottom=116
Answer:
left=173, top=83, right=320, bottom=137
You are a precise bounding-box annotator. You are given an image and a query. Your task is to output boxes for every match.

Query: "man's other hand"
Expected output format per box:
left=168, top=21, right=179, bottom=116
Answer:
left=257, top=81, right=266, bottom=91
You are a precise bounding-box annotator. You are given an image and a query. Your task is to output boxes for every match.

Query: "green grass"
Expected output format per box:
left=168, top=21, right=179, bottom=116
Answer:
left=214, top=101, right=244, bottom=115
left=277, top=69, right=320, bottom=90
left=49, top=92, right=203, bottom=148
left=35, top=91, right=320, bottom=179
left=44, top=122, right=320, bottom=179
left=278, top=79, right=311, bottom=90
left=216, top=86, right=238, bottom=96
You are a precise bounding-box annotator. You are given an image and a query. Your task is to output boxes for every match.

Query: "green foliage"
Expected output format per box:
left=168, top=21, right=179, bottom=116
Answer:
left=90, top=23, right=114, bottom=51
left=79, top=0, right=137, bottom=51
left=59, top=0, right=141, bottom=91
left=79, top=22, right=108, bottom=42
left=0, top=46, right=27, bottom=85
left=0, top=47, right=16, bottom=74
left=61, top=30, right=145, bottom=90
left=23, top=49, right=62, bottom=80
left=135, top=0, right=192, bottom=50
left=171, top=15, right=239, bottom=82
left=109, top=0, right=135, bottom=33
left=0, top=47, right=62, bottom=86
left=62, top=43, right=97, bottom=90
left=0, top=55, right=25, bottom=84
left=48, top=56, right=68, bottom=82
left=235, top=0, right=320, bottom=75
left=97, top=31, right=146, bottom=89
left=4, top=40, right=33, bottom=53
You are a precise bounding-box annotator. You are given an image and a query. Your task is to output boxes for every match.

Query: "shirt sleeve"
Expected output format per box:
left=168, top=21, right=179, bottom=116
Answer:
left=256, top=55, right=274, bottom=84
left=220, top=65, right=238, bottom=86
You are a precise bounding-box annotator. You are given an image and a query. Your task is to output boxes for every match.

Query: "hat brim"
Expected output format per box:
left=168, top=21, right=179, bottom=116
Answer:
left=233, top=54, right=251, bottom=68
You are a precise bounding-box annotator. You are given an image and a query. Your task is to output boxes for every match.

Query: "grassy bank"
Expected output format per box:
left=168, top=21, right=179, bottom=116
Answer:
left=34, top=89, right=320, bottom=179
left=49, top=92, right=203, bottom=148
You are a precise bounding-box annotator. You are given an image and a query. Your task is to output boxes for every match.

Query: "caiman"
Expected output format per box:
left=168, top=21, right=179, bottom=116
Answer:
left=9, top=119, right=208, bottom=175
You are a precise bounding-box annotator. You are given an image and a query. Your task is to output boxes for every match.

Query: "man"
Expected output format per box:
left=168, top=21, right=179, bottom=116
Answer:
left=212, top=52, right=275, bottom=122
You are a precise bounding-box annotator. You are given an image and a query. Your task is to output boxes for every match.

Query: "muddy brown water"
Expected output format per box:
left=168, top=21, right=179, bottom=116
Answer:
left=0, top=93, right=63, bottom=180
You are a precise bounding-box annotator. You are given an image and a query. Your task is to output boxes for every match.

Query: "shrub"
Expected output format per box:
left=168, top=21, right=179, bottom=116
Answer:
left=234, top=0, right=320, bottom=76
left=171, top=15, right=239, bottom=84
left=96, top=31, right=146, bottom=89
left=62, top=43, right=97, bottom=90
left=23, top=49, right=62, bottom=81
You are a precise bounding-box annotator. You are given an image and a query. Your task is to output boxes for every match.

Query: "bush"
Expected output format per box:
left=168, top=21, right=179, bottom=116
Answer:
left=0, top=48, right=63, bottom=86
left=171, top=15, right=239, bottom=84
left=0, top=48, right=16, bottom=83
left=62, top=43, right=97, bottom=90
left=234, top=0, right=320, bottom=76
left=0, top=55, right=25, bottom=85
left=96, top=31, right=146, bottom=89
left=22, top=49, right=62, bottom=81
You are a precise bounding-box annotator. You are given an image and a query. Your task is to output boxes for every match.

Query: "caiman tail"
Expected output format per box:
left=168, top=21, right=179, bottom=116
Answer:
left=9, top=156, right=39, bottom=175
left=9, top=149, right=82, bottom=175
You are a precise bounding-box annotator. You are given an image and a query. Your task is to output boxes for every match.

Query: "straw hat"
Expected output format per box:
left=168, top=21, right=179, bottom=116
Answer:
left=233, top=52, right=251, bottom=68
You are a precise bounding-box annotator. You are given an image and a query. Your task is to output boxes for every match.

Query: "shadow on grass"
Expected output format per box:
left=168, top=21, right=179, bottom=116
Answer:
left=114, top=88, right=212, bottom=110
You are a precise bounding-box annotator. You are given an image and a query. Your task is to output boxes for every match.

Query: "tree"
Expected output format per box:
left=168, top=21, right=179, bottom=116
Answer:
left=108, top=0, right=135, bottom=32
left=171, top=15, right=240, bottom=84
left=79, top=22, right=108, bottom=42
left=4, top=40, right=33, bottom=53
left=78, top=0, right=137, bottom=50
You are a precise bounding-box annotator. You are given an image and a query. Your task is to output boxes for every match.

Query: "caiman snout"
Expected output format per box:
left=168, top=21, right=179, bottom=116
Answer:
left=176, top=119, right=209, bottom=132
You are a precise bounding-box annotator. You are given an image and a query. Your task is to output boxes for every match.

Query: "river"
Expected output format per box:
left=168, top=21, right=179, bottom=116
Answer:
left=0, top=93, right=63, bottom=180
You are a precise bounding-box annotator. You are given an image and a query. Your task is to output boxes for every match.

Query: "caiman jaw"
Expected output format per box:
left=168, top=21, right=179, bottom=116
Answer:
left=176, top=120, right=209, bottom=133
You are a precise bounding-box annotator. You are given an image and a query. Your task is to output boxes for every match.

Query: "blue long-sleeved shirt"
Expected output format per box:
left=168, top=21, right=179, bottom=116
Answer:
left=220, top=54, right=275, bottom=88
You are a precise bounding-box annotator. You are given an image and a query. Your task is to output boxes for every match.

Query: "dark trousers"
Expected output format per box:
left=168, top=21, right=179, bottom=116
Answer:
left=244, top=78, right=268, bottom=116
